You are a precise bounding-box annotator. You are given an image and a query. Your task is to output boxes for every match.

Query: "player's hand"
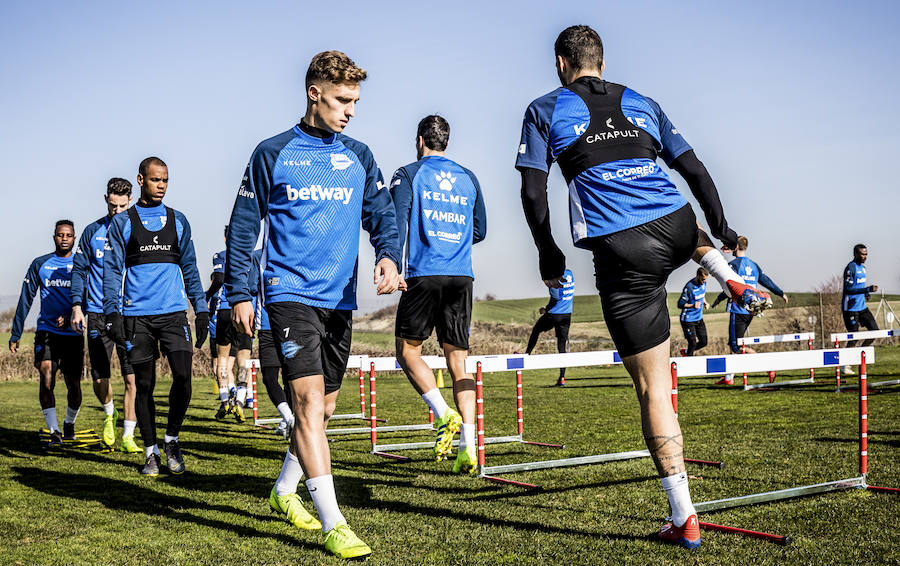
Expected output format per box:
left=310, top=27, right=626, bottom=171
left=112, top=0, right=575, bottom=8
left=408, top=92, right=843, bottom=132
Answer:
left=398, top=276, right=408, bottom=292
left=374, top=258, right=400, bottom=295
left=704, top=301, right=710, bottom=310
left=543, top=275, right=567, bottom=289
left=194, top=311, right=210, bottom=348
left=538, top=307, right=546, bottom=315
left=8, top=341, right=18, bottom=354
left=71, top=305, right=86, bottom=334
left=56, top=315, right=66, bottom=328
left=231, top=301, right=254, bottom=337
left=782, top=293, right=789, bottom=305
left=105, top=312, right=125, bottom=348
left=694, top=301, right=703, bottom=309
left=871, top=285, right=879, bottom=293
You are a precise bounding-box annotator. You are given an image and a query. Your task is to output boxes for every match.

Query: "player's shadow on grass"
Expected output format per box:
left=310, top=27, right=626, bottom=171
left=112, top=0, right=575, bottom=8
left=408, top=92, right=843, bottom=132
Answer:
left=0, top=426, right=133, bottom=470
left=11, top=466, right=321, bottom=551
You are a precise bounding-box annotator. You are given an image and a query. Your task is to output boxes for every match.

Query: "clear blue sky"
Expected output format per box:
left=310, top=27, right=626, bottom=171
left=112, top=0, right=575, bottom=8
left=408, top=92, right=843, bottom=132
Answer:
left=2, top=1, right=898, bottom=313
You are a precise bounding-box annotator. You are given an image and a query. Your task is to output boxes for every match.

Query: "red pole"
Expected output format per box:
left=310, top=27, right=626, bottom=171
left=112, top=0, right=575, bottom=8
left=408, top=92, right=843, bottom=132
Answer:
left=835, top=338, right=841, bottom=389
left=698, top=521, right=792, bottom=545
left=369, top=362, right=377, bottom=447
left=670, top=362, right=678, bottom=417
left=809, top=337, right=815, bottom=381
left=251, top=361, right=259, bottom=423
left=741, top=344, right=748, bottom=388
left=860, top=351, right=867, bottom=476
left=516, top=370, right=524, bottom=435
left=359, top=366, right=365, bottom=417
left=476, top=362, right=485, bottom=469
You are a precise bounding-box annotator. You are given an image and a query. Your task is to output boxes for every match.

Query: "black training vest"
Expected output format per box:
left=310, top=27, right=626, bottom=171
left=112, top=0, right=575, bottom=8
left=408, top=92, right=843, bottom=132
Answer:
left=556, top=78, right=661, bottom=184
left=124, top=206, right=181, bottom=267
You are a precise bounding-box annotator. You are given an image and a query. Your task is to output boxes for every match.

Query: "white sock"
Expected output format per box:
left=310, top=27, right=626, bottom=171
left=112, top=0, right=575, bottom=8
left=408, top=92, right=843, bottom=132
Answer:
left=726, top=373, right=735, bottom=382
left=660, top=471, right=696, bottom=526
left=164, top=434, right=178, bottom=444
left=276, top=402, right=293, bottom=422
left=699, top=249, right=741, bottom=290
left=236, top=386, right=248, bottom=405
left=306, top=474, right=345, bottom=532
left=64, top=405, right=80, bottom=424
left=145, top=444, right=160, bottom=457
left=42, top=408, right=59, bottom=432
left=102, top=401, right=115, bottom=416
left=275, top=449, right=303, bottom=496
left=123, top=420, right=137, bottom=437
left=459, top=424, right=476, bottom=451
left=219, top=388, right=230, bottom=402
left=421, top=388, right=449, bottom=419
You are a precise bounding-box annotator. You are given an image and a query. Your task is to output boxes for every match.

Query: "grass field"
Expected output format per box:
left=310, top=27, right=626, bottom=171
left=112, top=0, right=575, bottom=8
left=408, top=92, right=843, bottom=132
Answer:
left=1, top=344, right=898, bottom=564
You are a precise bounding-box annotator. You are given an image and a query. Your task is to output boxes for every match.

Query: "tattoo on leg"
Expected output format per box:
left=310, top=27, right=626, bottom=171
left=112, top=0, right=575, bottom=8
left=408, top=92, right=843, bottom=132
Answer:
left=644, top=434, right=685, bottom=476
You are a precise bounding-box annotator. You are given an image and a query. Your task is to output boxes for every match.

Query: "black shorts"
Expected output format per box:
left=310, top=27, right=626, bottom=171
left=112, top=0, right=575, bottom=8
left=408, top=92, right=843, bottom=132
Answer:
left=395, top=276, right=473, bottom=349
left=843, top=308, right=878, bottom=332
left=257, top=329, right=281, bottom=368
left=585, top=204, right=698, bottom=357
left=87, top=313, right=133, bottom=379
left=125, top=311, right=194, bottom=365
left=215, top=309, right=253, bottom=350
left=34, top=330, right=84, bottom=377
left=266, top=302, right=352, bottom=395
left=728, top=312, right=755, bottom=353
left=208, top=337, right=236, bottom=358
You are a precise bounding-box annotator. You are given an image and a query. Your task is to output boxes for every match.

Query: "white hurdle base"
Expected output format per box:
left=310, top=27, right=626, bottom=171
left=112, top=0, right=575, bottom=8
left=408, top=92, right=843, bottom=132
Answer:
left=695, top=476, right=866, bottom=512
left=837, top=378, right=900, bottom=392
left=376, top=434, right=524, bottom=453
left=327, top=423, right=433, bottom=436
left=744, top=377, right=815, bottom=391
left=480, top=449, right=650, bottom=476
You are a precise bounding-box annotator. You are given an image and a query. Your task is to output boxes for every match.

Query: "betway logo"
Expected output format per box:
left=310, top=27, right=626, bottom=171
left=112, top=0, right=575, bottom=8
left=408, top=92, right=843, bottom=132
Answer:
left=238, top=186, right=254, bottom=199
left=44, top=278, right=71, bottom=288
left=286, top=184, right=354, bottom=204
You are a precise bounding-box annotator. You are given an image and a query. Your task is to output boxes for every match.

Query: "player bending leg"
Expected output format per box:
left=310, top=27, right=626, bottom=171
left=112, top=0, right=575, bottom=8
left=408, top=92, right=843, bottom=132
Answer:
left=391, top=115, right=487, bottom=473
left=226, top=51, right=401, bottom=558
left=517, top=26, right=771, bottom=549
left=104, top=157, right=209, bottom=476
left=70, top=178, right=140, bottom=451
left=524, top=268, right=573, bottom=386
left=10, top=220, right=84, bottom=447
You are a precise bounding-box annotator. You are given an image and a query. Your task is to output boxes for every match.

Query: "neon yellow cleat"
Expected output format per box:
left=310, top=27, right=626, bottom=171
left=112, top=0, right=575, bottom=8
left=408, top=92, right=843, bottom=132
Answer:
left=232, top=402, right=245, bottom=423
left=121, top=434, right=141, bottom=453
left=452, top=445, right=478, bottom=476
left=324, top=521, right=372, bottom=559
left=102, top=408, right=118, bottom=447
left=433, top=408, right=462, bottom=461
left=268, top=486, right=321, bottom=530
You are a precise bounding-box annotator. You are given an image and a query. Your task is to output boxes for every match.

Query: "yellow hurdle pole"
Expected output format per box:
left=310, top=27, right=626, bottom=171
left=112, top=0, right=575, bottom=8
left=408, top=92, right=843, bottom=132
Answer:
left=436, top=369, right=445, bottom=388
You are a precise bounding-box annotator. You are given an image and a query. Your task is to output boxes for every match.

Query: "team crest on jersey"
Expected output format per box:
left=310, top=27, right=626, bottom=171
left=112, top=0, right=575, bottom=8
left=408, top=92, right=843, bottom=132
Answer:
left=436, top=171, right=456, bottom=192
left=330, top=153, right=354, bottom=171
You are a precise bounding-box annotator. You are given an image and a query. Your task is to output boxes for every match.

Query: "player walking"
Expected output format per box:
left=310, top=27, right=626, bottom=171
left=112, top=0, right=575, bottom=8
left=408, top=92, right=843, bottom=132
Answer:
left=840, top=243, right=878, bottom=375
left=70, top=178, right=139, bottom=451
left=524, top=268, right=573, bottom=385
left=103, top=157, right=209, bottom=476
left=10, top=220, right=84, bottom=447
left=677, top=268, right=709, bottom=356
left=225, top=51, right=401, bottom=558
left=392, top=115, right=487, bottom=473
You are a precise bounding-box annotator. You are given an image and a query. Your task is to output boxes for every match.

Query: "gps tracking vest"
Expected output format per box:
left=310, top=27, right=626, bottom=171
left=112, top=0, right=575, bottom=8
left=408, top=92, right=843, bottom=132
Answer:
left=124, top=206, right=181, bottom=267
left=556, top=79, right=660, bottom=184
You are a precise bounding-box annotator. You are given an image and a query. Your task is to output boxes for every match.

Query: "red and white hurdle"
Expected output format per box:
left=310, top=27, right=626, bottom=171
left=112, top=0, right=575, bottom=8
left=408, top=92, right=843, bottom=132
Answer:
left=736, top=332, right=816, bottom=390
left=831, top=329, right=900, bottom=391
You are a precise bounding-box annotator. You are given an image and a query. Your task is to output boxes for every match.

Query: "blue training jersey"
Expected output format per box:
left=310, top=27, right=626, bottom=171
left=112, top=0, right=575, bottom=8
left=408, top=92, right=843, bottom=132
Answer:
left=103, top=203, right=207, bottom=316
left=547, top=269, right=575, bottom=315
left=225, top=125, right=401, bottom=310
left=516, top=78, right=692, bottom=246
left=390, top=155, right=486, bottom=278
left=678, top=278, right=706, bottom=322
left=212, top=249, right=230, bottom=310
left=726, top=256, right=784, bottom=315
left=11, top=252, right=80, bottom=342
left=842, top=261, right=870, bottom=312
left=71, top=216, right=113, bottom=314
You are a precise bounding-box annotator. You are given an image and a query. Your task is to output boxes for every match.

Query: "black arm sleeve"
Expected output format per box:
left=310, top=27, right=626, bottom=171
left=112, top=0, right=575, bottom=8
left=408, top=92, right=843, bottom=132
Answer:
left=670, top=150, right=738, bottom=249
left=205, top=272, right=224, bottom=301
left=520, top=167, right=566, bottom=280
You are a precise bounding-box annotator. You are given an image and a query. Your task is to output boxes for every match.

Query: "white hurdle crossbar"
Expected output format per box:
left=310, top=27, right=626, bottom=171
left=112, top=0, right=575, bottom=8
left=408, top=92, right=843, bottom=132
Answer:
left=468, top=348, right=874, bottom=489
left=735, top=332, right=816, bottom=391
left=831, top=329, right=900, bottom=390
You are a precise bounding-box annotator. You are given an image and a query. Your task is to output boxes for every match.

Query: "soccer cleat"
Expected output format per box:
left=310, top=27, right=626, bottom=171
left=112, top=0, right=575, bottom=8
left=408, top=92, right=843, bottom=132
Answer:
left=715, top=375, right=735, bottom=386
left=141, top=453, right=161, bottom=476
left=215, top=401, right=229, bottom=420
left=232, top=402, right=245, bottom=423
left=275, top=419, right=293, bottom=441
left=45, top=430, right=63, bottom=450
left=324, top=521, right=372, bottom=559
left=121, top=434, right=141, bottom=453
left=102, top=408, right=118, bottom=447
left=268, top=486, right=321, bottom=530
left=679, top=348, right=688, bottom=357
left=452, top=445, right=478, bottom=476
left=164, top=440, right=185, bottom=474
left=726, top=280, right=772, bottom=316
left=842, top=365, right=855, bottom=376
left=658, top=514, right=701, bottom=549
left=63, top=422, right=76, bottom=441
left=433, top=409, right=462, bottom=461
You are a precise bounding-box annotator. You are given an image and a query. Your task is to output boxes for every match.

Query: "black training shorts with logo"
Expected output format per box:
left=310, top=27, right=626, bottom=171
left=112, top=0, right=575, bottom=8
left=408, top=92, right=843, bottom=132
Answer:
left=395, top=275, right=473, bottom=350
left=33, top=330, right=84, bottom=377
left=843, top=308, right=878, bottom=333
left=124, top=311, right=194, bottom=365
left=214, top=309, right=253, bottom=350
left=266, top=302, right=352, bottom=395
left=585, top=204, right=698, bottom=357
left=87, top=312, right=134, bottom=379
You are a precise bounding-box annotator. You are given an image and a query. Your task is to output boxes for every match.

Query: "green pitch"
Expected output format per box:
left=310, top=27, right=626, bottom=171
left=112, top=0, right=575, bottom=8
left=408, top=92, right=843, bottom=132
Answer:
left=1, top=349, right=898, bottom=565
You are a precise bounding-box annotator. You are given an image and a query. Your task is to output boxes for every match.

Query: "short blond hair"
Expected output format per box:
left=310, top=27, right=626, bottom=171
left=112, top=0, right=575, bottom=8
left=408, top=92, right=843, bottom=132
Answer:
left=736, top=236, right=749, bottom=251
left=305, top=51, right=367, bottom=87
